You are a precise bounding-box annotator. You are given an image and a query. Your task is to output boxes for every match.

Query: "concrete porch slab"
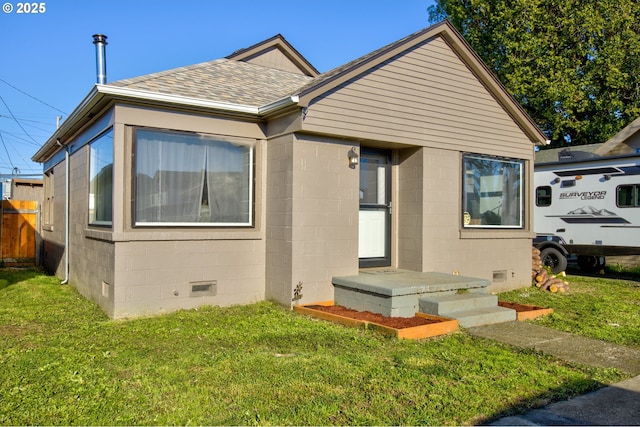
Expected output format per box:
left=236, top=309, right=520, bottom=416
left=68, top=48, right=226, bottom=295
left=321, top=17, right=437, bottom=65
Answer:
left=332, top=269, right=491, bottom=297
left=332, top=269, right=491, bottom=318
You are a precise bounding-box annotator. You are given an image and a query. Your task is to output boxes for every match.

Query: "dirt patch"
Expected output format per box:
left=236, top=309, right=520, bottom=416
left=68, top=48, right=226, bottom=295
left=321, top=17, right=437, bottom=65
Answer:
left=306, top=305, right=439, bottom=329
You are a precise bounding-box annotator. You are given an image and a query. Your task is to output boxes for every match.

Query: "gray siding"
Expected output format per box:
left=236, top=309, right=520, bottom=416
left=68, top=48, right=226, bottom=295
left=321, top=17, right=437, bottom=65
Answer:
left=241, top=47, right=307, bottom=75
left=302, top=36, right=533, bottom=159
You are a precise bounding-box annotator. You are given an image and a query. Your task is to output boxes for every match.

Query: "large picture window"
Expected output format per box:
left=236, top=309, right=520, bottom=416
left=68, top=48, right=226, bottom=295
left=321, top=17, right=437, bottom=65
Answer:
left=134, top=128, right=253, bottom=226
left=89, top=129, right=114, bottom=225
left=462, top=154, right=524, bottom=228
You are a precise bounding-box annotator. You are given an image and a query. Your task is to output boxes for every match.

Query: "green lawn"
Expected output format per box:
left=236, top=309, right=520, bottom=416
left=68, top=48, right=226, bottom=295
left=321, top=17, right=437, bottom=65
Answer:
left=499, top=274, right=640, bottom=348
left=0, top=268, right=630, bottom=426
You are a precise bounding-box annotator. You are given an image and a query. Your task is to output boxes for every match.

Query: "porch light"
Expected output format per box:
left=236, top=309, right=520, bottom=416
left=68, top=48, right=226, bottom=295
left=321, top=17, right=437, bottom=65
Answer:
left=348, top=147, right=359, bottom=169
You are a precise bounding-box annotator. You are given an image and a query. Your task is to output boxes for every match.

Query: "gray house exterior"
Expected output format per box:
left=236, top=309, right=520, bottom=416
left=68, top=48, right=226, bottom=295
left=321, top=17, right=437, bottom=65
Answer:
left=33, top=21, right=547, bottom=319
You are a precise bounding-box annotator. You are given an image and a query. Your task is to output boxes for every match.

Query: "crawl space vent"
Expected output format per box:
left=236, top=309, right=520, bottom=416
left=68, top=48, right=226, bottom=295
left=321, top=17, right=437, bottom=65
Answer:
left=190, top=280, right=217, bottom=297
left=492, top=270, right=507, bottom=282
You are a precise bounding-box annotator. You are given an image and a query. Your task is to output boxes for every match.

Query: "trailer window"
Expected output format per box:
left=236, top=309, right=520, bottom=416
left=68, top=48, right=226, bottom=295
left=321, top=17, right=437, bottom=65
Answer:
left=617, top=184, right=640, bottom=207
left=536, top=186, right=552, bottom=207
left=462, top=154, right=524, bottom=228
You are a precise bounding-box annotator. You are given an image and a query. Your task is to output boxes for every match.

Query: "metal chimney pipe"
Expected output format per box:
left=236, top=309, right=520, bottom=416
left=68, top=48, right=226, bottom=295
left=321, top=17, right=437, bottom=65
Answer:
left=92, top=34, right=108, bottom=84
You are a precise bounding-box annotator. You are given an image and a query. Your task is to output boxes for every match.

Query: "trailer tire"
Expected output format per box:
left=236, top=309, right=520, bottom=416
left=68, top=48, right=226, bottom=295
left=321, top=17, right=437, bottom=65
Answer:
left=577, top=255, right=606, bottom=273
left=540, top=247, right=568, bottom=274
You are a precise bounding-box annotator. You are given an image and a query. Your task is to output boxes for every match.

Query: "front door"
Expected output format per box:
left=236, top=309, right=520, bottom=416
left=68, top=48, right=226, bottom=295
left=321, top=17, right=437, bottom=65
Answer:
left=359, top=149, right=391, bottom=268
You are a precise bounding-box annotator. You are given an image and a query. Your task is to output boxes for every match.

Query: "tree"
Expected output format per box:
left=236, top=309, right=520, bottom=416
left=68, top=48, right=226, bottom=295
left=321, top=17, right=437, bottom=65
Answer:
left=429, top=0, right=640, bottom=147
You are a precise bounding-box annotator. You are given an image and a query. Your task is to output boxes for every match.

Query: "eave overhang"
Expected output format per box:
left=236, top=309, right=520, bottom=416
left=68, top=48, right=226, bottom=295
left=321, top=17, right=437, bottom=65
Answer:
left=32, top=84, right=299, bottom=163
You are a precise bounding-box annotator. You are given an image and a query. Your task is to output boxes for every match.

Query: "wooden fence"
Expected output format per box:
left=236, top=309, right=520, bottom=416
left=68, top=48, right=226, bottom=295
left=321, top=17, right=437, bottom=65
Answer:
left=1, top=200, right=38, bottom=267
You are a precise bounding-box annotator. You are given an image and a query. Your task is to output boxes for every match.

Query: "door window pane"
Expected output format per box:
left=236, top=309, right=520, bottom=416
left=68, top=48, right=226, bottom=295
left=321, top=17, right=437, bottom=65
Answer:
left=360, top=154, right=390, bottom=205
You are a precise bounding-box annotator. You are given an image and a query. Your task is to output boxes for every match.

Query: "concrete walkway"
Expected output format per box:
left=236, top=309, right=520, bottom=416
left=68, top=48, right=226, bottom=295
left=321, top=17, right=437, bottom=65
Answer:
left=467, top=322, right=640, bottom=425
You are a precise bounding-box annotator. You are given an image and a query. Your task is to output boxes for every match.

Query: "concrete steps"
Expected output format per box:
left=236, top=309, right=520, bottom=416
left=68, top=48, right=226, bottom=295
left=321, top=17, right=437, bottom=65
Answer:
left=419, top=293, right=516, bottom=327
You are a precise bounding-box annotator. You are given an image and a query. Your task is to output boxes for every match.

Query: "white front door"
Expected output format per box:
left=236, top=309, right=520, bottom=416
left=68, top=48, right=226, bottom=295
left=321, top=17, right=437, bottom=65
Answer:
left=359, top=149, right=391, bottom=267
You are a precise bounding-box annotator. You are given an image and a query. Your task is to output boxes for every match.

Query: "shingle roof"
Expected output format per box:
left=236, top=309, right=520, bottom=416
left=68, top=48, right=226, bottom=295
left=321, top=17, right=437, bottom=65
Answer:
left=535, top=144, right=604, bottom=163
left=106, top=27, right=430, bottom=109
left=108, top=58, right=314, bottom=107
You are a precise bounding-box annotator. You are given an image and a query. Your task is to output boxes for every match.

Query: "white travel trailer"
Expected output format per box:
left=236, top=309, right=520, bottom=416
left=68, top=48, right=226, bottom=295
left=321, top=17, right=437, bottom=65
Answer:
left=534, top=151, right=640, bottom=272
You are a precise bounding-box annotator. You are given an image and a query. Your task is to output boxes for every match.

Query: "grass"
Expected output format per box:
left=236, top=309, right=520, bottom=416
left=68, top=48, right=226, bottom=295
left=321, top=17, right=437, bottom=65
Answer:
left=499, top=273, right=640, bottom=348
left=604, top=263, right=640, bottom=281
left=0, top=268, right=629, bottom=426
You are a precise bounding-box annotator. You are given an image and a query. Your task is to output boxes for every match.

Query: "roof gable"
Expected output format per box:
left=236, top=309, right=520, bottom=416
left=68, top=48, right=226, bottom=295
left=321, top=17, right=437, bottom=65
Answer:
left=226, top=34, right=319, bottom=77
left=296, top=20, right=547, bottom=145
left=594, top=116, right=640, bottom=156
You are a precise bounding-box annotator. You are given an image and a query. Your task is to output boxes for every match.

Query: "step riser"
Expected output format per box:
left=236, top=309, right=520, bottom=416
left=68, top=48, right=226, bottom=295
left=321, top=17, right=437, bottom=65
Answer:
left=419, top=294, right=497, bottom=316
left=449, top=307, right=516, bottom=328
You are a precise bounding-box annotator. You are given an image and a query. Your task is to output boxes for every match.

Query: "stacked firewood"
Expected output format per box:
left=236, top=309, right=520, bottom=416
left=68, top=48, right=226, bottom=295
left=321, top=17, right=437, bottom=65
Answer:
left=531, top=247, right=570, bottom=293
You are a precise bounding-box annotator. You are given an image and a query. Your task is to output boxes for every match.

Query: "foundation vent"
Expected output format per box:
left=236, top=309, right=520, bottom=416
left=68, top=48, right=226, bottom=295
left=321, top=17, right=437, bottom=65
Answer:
left=492, top=270, right=507, bottom=282
left=101, top=281, right=110, bottom=298
left=190, top=280, right=217, bottom=297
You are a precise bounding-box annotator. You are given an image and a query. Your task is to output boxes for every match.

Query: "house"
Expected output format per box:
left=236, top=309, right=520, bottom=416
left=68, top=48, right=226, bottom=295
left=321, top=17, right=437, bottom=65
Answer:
left=594, top=116, right=640, bottom=156
left=32, top=21, right=547, bottom=319
left=535, top=144, right=604, bottom=163
left=9, top=178, right=44, bottom=201
left=536, top=115, right=640, bottom=163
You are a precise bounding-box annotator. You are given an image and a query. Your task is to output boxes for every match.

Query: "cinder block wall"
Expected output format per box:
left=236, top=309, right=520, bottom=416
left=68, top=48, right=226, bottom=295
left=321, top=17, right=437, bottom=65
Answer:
left=42, top=161, right=67, bottom=277
left=112, top=239, right=265, bottom=319
left=419, top=147, right=532, bottom=292
left=265, top=135, right=295, bottom=305
left=397, top=147, right=424, bottom=271
left=266, top=134, right=359, bottom=306
left=290, top=136, right=359, bottom=304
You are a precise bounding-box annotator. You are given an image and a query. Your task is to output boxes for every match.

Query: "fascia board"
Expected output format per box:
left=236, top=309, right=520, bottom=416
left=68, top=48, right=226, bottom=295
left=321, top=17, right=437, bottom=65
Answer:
left=104, top=85, right=300, bottom=117
left=32, top=84, right=300, bottom=163
left=259, top=95, right=299, bottom=116
left=32, top=85, right=103, bottom=162
left=97, top=85, right=260, bottom=114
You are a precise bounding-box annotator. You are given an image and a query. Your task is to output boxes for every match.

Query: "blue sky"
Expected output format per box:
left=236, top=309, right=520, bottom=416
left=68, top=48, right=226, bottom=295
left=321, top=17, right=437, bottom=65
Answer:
left=0, top=0, right=435, bottom=176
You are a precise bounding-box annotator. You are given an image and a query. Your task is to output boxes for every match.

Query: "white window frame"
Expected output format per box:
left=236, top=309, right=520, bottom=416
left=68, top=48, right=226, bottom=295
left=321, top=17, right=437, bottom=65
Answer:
left=88, top=129, right=114, bottom=226
left=462, top=153, right=524, bottom=229
left=133, top=127, right=254, bottom=227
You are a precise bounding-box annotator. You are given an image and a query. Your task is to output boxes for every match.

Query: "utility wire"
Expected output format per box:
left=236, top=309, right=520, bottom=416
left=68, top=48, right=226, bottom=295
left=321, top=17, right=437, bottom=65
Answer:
left=0, top=129, right=48, bottom=147
left=0, top=114, right=58, bottom=129
left=0, top=78, right=67, bottom=115
left=0, top=93, right=39, bottom=145
left=0, top=118, right=53, bottom=140
left=0, top=131, right=15, bottom=170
